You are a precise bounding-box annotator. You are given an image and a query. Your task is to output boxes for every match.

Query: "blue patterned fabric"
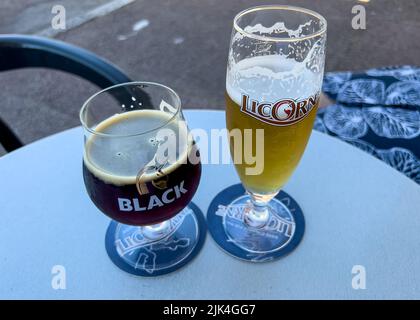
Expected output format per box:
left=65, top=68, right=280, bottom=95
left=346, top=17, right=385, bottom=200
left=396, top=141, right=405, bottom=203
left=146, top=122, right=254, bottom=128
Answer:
left=316, top=66, right=420, bottom=184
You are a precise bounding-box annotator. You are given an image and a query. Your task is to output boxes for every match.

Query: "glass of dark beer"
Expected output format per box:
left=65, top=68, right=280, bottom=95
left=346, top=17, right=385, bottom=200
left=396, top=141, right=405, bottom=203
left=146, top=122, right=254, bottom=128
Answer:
left=80, top=82, right=204, bottom=276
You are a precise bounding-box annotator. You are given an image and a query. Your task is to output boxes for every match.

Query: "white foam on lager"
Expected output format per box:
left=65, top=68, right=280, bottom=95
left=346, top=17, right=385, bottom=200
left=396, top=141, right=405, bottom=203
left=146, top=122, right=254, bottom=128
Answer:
left=83, top=109, right=189, bottom=186
left=243, top=21, right=316, bottom=39
left=226, top=55, right=322, bottom=105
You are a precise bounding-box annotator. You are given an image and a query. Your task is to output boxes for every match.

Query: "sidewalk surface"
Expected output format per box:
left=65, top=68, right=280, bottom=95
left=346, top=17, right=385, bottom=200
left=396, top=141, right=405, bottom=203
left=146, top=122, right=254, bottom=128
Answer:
left=1, top=0, right=419, bottom=154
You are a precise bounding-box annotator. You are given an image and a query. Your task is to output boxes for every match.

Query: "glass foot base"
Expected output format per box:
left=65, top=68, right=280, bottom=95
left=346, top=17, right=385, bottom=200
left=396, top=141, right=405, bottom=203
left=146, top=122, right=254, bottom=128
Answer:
left=105, top=202, right=206, bottom=276
left=207, top=184, right=305, bottom=262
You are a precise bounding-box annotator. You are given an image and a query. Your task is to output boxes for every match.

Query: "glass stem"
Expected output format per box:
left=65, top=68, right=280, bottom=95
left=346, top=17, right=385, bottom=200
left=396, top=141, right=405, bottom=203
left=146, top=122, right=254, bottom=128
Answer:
left=244, top=191, right=277, bottom=228
left=142, top=220, right=172, bottom=240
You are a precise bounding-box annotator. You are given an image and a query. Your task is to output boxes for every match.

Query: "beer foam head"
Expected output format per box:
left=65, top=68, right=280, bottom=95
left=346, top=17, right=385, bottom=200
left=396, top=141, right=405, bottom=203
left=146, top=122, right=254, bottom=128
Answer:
left=226, top=55, right=322, bottom=105
left=84, top=110, right=190, bottom=186
left=233, top=19, right=321, bottom=43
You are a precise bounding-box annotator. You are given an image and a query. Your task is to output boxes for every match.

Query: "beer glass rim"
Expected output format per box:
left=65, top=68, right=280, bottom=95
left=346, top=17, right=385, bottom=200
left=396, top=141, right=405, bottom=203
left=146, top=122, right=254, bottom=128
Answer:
left=79, top=81, right=181, bottom=138
left=233, top=5, right=327, bottom=42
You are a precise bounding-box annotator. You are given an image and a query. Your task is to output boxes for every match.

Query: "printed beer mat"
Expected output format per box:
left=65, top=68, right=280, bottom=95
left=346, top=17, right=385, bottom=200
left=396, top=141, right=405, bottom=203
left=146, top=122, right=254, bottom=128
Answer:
left=316, top=66, right=420, bottom=184
left=207, top=184, right=305, bottom=262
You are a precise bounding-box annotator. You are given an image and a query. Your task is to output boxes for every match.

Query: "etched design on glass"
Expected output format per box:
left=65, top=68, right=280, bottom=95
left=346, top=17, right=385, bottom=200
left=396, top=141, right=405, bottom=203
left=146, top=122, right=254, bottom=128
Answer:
left=362, top=106, right=420, bottom=139
left=337, top=79, right=385, bottom=104
left=323, top=104, right=368, bottom=139
left=377, top=147, right=420, bottom=184
left=385, top=81, right=420, bottom=106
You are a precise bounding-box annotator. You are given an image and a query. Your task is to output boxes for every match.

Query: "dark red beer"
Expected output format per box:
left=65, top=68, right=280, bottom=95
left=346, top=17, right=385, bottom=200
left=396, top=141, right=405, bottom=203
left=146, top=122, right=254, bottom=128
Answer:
left=82, top=110, right=201, bottom=226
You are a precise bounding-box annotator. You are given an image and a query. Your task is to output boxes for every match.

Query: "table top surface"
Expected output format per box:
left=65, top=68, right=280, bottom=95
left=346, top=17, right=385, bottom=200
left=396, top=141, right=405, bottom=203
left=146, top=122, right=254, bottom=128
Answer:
left=0, top=109, right=419, bottom=299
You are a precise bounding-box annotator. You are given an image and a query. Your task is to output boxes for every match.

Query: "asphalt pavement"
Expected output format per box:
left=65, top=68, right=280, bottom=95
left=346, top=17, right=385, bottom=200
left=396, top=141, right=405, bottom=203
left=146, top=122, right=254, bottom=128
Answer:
left=1, top=0, right=419, bottom=154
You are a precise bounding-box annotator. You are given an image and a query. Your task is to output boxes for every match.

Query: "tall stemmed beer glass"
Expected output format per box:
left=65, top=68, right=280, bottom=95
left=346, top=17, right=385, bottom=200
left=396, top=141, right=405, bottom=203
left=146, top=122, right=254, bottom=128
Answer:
left=211, top=6, right=327, bottom=261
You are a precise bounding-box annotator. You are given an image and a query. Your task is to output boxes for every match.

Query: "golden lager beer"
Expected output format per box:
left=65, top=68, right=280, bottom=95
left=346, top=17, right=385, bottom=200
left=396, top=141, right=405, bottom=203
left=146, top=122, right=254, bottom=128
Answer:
left=226, top=55, right=321, bottom=194
left=208, top=5, right=327, bottom=261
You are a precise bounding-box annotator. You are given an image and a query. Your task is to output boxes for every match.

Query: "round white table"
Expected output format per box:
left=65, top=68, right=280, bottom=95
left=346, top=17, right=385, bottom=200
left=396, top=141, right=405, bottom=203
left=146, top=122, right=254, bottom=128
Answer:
left=1, top=110, right=419, bottom=299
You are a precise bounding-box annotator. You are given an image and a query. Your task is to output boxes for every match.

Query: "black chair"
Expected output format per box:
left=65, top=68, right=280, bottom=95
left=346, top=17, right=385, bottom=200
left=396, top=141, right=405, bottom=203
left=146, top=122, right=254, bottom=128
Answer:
left=0, top=34, right=148, bottom=153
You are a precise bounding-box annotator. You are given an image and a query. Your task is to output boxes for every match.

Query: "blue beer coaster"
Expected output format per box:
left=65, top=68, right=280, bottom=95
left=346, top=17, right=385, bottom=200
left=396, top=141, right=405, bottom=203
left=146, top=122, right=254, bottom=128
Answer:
left=105, top=202, right=206, bottom=277
left=207, top=184, right=305, bottom=262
